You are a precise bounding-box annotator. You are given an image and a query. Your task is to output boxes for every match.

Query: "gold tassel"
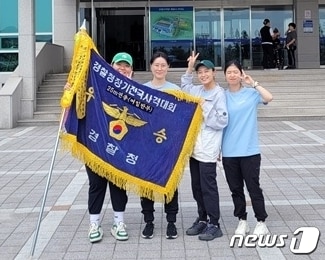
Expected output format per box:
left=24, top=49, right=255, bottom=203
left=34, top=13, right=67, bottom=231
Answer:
left=60, top=29, right=98, bottom=119
left=60, top=69, right=203, bottom=202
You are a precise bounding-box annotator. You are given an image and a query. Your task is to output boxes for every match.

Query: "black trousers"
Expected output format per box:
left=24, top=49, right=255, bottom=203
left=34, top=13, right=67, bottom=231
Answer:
left=86, top=165, right=128, bottom=214
left=222, top=154, right=268, bottom=222
left=141, top=189, right=179, bottom=223
left=189, top=157, right=220, bottom=226
left=287, top=47, right=296, bottom=68
left=262, top=43, right=275, bottom=69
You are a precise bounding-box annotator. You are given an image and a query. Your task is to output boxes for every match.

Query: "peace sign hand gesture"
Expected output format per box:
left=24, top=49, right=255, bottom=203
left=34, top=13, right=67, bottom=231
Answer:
left=241, top=69, right=255, bottom=86
left=186, top=51, right=200, bottom=73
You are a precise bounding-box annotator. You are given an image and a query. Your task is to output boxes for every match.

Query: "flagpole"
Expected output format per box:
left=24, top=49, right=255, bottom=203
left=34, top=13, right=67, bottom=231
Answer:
left=30, top=108, right=66, bottom=257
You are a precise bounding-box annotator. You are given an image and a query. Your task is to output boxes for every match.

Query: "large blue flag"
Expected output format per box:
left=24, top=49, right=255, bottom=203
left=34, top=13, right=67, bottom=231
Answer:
left=61, top=50, right=202, bottom=202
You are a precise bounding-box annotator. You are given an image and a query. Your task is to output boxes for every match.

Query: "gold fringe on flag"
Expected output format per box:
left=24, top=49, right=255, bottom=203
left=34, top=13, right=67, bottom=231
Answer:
left=60, top=92, right=202, bottom=203
left=60, top=27, right=98, bottom=119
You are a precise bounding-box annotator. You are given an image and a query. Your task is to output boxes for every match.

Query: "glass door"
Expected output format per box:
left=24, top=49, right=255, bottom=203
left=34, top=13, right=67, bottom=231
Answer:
left=195, top=9, right=221, bottom=67
left=320, top=6, right=325, bottom=66
left=223, top=8, right=250, bottom=68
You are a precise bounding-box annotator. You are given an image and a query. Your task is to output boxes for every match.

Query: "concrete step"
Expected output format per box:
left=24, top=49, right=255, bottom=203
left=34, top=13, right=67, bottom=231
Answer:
left=45, top=73, right=68, bottom=80
left=258, top=110, right=325, bottom=121
left=37, top=87, right=63, bottom=93
left=272, top=93, right=325, bottom=99
left=17, top=118, right=60, bottom=126
left=258, top=106, right=325, bottom=115
left=266, top=99, right=325, bottom=106
left=37, top=91, right=62, bottom=99
left=40, top=79, right=67, bottom=86
left=37, top=97, right=61, bottom=106
left=36, top=104, right=61, bottom=112
left=33, top=111, right=61, bottom=120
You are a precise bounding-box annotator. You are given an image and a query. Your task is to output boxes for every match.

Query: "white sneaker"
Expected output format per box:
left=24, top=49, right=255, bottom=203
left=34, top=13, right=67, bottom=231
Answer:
left=111, top=221, right=129, bottom=241
left=235, top=220, right=250, bottom=236
left=253, top=221, right=270, bottom=236
left=88, top=222, right=103, bottom=243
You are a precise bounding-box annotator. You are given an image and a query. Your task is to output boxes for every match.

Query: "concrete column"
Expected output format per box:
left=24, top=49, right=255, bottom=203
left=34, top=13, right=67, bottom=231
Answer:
left=295, top=0, right=320, bottom=68
left=18, top=0, right=36, bottom=119
left=53, top=0, right=79, bottom=71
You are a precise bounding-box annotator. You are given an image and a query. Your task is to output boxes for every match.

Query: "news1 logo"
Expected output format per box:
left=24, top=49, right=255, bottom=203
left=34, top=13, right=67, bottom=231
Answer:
left=230, top=227, right=320, bottom=254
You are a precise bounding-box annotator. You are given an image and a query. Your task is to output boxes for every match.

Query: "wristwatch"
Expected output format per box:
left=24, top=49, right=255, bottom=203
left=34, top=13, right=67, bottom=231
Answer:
left=253, top=81, right=259, bottom=88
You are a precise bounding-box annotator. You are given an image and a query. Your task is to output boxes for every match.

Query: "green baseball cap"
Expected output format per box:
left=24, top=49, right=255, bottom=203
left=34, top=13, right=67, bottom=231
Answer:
left=195, top=60, right=215, bottom=71
left=111, top=52, right=133, bottom=66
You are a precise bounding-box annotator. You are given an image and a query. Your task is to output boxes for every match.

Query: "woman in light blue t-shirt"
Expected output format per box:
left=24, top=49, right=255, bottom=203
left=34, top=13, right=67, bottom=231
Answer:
left=222, top=60, right=273, bottom=238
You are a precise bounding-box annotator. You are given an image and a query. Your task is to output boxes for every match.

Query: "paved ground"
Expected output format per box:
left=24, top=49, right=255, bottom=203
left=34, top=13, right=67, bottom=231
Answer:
left=0, top=120, right=324, bottom=260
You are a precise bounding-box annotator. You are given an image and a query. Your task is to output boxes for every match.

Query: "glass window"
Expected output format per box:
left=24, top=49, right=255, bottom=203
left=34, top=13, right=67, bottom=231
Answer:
left=320, top=6, right=325, bottom=66
left=36, top=35, right=52, bottom=43
left=195, top=9, right=221, bottom=67
left=224, top=8, right=250, bottom=67
left=0, top=0, right=52, bottom=72
left=36, top=0, right=52, bottom=33
left=0, top=0, right=18, bottom=72
left=0, top=36, right=18, bottom=49
left=0, top=0, right=18, bottom=34
left=0, top=52, right=18, bottom=72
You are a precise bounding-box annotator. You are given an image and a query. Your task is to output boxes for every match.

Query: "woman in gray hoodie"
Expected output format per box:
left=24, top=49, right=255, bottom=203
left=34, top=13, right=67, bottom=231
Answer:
left=181, top=51, right=228, bottom=241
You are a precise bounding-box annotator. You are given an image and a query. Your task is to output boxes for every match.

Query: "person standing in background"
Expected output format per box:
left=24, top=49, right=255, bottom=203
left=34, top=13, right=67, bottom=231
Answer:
left=285, top=22, right=297, bottom=69
left=272, top=28, right=284, bottom=69
left=260, top=19, right=279, bottom=69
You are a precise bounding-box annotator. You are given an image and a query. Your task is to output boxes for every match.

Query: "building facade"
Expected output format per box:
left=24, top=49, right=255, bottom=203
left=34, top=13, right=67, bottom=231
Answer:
left=1, top=0, right=325, bottom=73
left=1, top=0, right=325, bottom=128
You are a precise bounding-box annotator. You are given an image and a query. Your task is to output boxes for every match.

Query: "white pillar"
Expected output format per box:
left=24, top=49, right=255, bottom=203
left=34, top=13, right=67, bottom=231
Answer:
left=53, top=0, right=79, bottom=71
left=18, top=0, right=36, bottom=119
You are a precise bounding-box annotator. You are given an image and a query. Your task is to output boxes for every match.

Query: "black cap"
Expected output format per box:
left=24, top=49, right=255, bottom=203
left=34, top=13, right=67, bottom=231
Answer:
left=263, top=19, right=270, bottom=25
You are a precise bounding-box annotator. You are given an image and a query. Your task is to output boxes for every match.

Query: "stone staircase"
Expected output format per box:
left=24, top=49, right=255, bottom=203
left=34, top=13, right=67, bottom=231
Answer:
left=19, top=73, right=68, bottom=126
left=17, top=69, right=325, bottom=126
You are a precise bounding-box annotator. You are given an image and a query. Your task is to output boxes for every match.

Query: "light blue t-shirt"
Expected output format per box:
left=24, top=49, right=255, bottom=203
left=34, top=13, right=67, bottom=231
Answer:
left=144, top=81, right=180, bottom=91
left=222, top=87, right=265, bottom=157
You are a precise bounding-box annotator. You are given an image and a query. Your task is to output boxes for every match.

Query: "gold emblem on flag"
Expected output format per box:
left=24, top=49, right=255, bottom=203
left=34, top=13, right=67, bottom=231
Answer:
left=102, top=102, right=147, bottom=140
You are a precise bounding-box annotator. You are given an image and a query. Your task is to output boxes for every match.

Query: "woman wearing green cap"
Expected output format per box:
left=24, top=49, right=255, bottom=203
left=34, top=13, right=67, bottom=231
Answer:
left=181, top=51, right=228, bottom=241
left=86, top=52, right=133, bottom=243
left=111, top=52, right=134, bottom=78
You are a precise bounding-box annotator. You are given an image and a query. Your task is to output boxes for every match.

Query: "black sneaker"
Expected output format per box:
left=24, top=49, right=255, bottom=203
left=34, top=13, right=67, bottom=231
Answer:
left=186, top=218, right=207, bottom=236
left=142, top=222, right=154, bottom=239
left=166, top=222, right=177, bottom=239
left=198, top=224, right=223, bottom=241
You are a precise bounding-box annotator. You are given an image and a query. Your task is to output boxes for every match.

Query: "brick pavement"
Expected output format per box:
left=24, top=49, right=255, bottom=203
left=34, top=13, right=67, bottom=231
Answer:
left=0, top=120, right=324, bottom=259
